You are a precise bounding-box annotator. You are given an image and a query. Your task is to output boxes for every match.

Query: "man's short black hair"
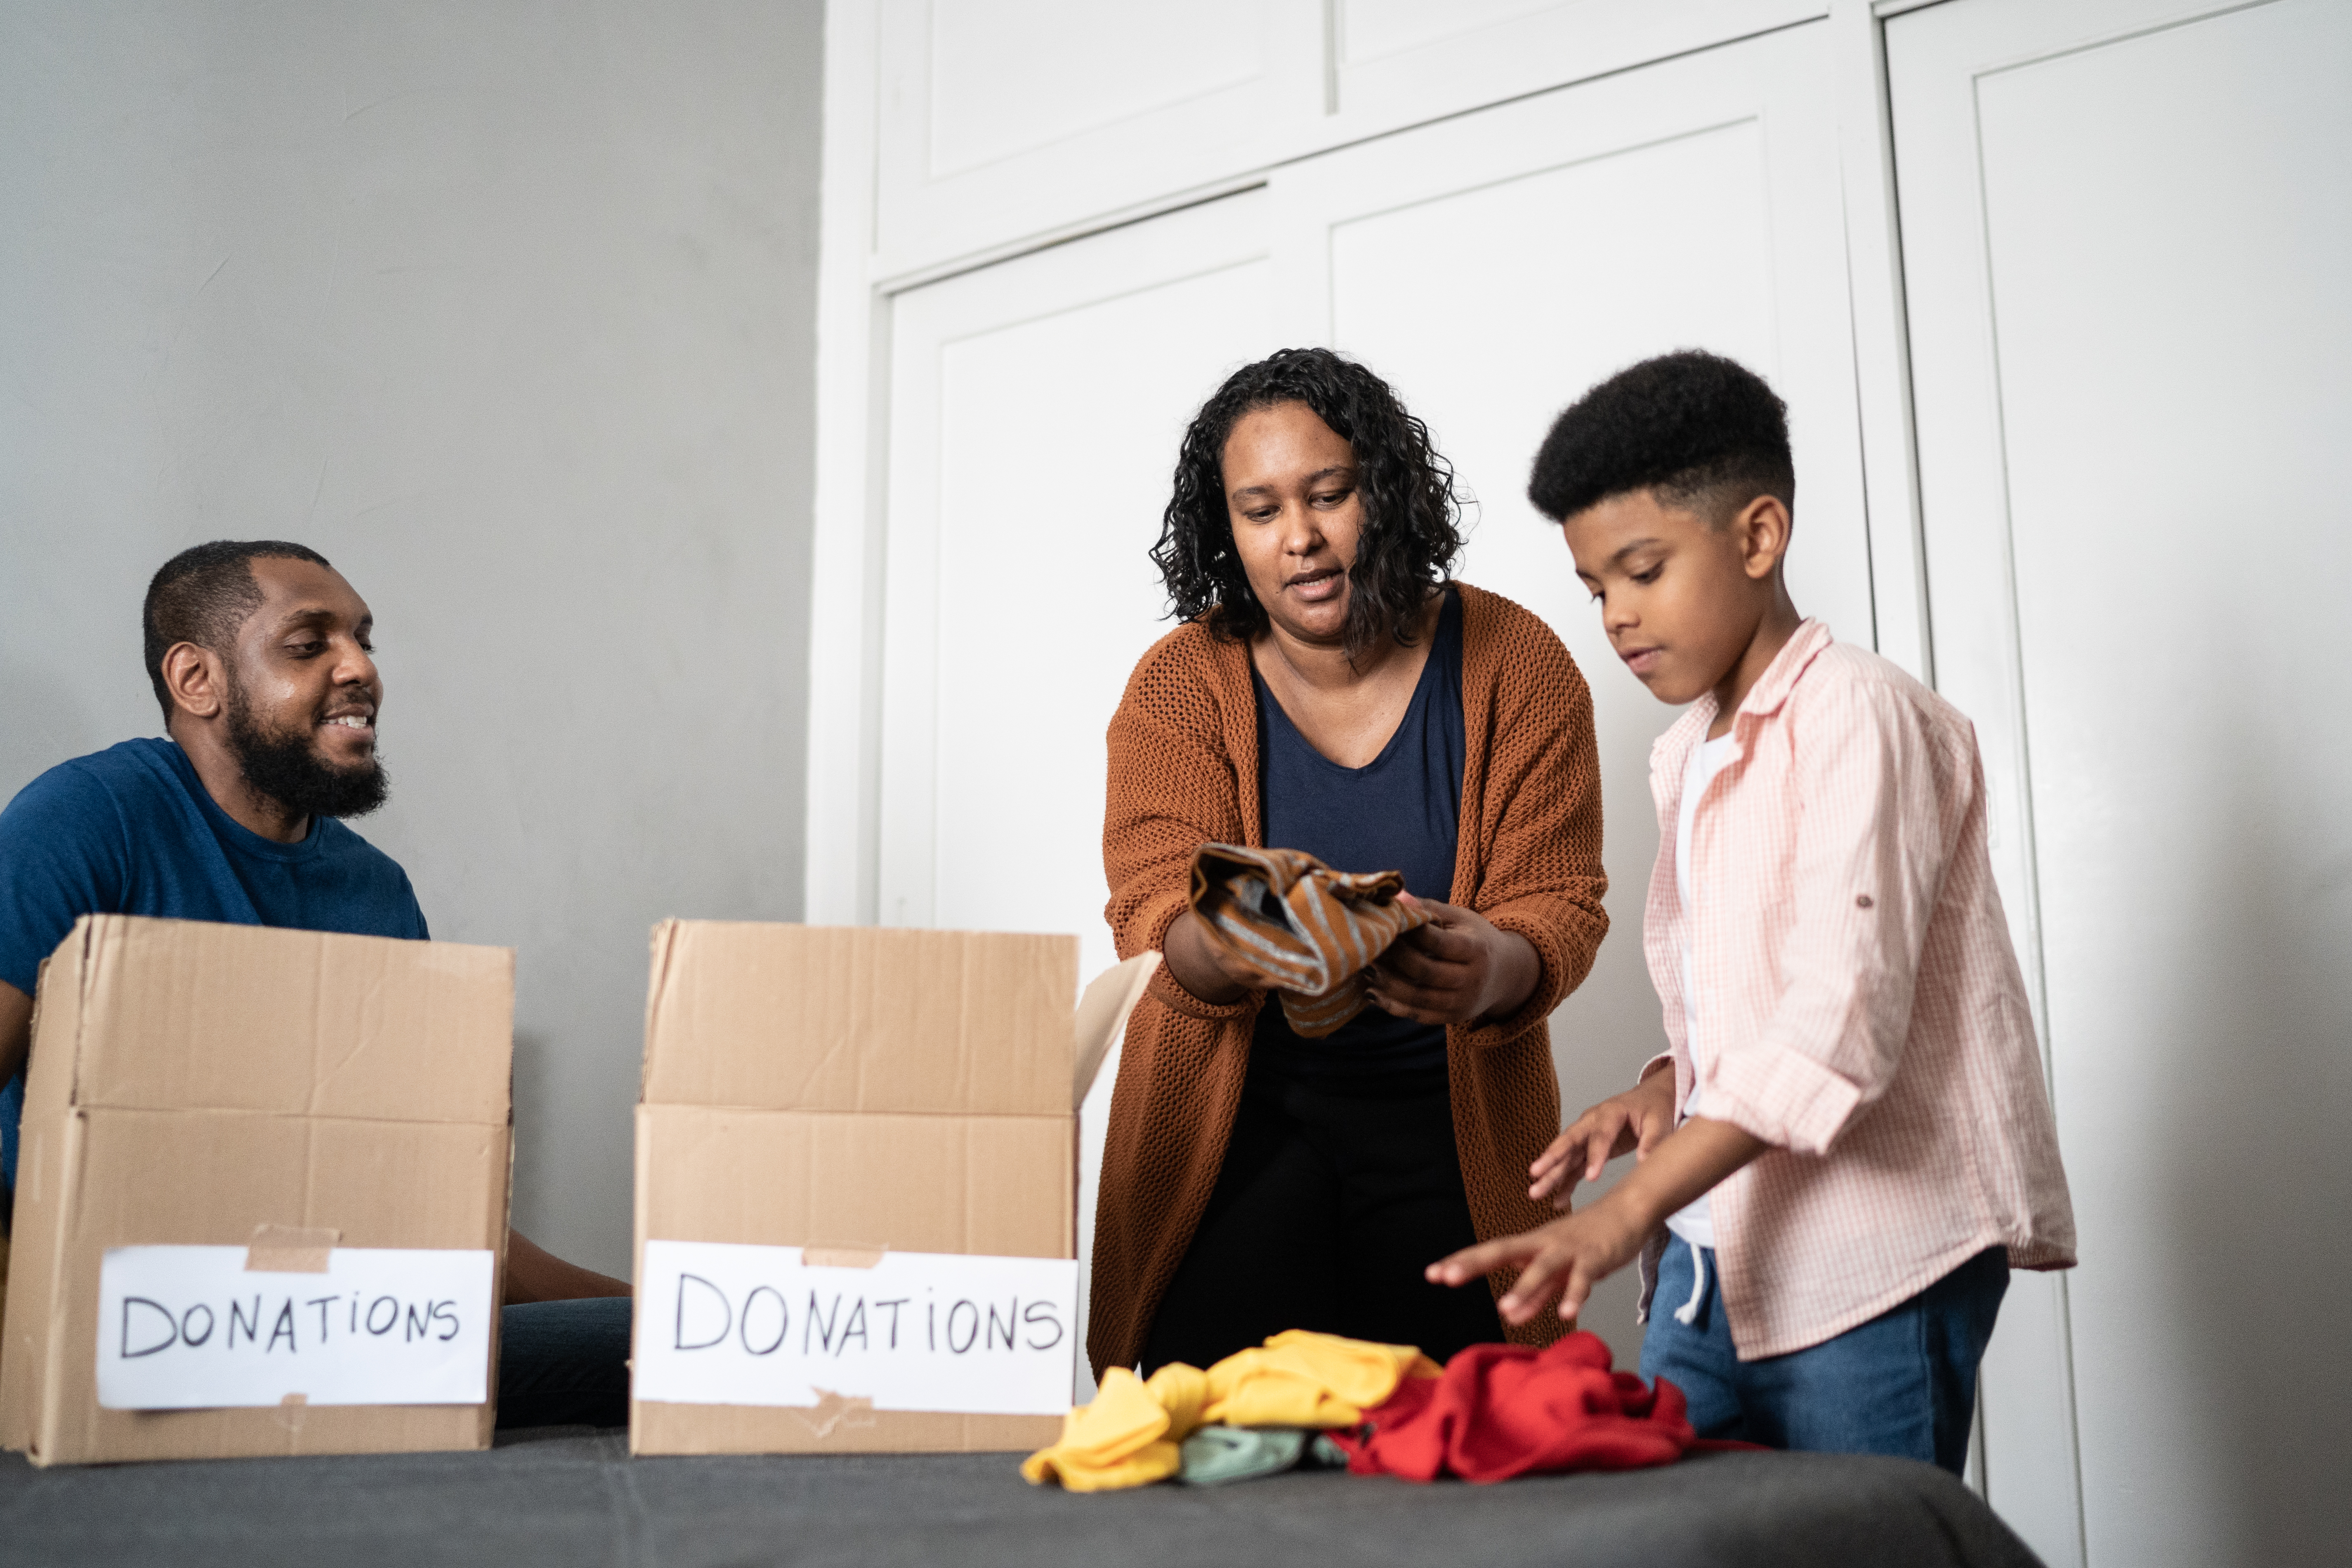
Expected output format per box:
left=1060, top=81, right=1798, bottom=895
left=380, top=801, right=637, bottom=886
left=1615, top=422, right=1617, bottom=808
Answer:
left=142, top=540, right=333, bottom=721
left=1526, top=350, right=1794, bottom=525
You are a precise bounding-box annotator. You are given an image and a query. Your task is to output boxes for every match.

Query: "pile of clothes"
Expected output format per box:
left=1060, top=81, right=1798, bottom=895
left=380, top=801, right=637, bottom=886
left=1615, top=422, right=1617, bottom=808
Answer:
left=1022, top=1329, right=1704, bottom=1492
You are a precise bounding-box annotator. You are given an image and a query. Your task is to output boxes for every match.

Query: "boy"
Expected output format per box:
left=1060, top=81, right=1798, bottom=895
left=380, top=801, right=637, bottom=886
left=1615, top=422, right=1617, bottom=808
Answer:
left=1427, top=351, right=2074, bottom=1474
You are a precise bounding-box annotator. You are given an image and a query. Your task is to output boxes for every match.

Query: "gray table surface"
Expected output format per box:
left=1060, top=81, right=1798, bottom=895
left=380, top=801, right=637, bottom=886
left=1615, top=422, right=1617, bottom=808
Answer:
left=0, top=1426, right=2045, bottom=1568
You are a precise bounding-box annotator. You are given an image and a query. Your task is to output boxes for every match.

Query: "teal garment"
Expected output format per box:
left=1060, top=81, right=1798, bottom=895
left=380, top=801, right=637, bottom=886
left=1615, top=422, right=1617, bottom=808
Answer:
left=1177, top=1426, right=1350, bottom=1487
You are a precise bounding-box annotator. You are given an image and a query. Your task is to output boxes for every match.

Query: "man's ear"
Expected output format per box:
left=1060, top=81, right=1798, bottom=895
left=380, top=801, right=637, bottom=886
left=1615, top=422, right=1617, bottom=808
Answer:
left=160, top=641, right=227, bottom=723
left=1734, top=495, right=1793, bottom=582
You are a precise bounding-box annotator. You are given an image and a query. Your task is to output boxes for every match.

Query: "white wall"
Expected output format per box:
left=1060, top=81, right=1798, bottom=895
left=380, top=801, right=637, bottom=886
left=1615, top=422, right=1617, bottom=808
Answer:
left=0, top=0, right=826, bottom=1277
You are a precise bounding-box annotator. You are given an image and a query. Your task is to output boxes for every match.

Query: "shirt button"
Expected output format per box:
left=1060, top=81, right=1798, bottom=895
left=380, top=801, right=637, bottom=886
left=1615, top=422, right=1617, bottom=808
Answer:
left=1856, top=894, right=1875, bottom=909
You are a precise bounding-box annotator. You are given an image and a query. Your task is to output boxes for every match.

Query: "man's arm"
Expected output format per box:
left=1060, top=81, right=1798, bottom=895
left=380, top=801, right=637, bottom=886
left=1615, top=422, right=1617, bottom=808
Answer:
left=503, top=1228, right=631, bottom=1304
left=0, top=979, right=30, bottom=1091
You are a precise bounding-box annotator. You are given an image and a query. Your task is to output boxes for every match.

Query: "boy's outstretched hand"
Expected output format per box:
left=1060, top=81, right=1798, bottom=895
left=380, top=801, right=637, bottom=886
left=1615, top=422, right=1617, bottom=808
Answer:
left=1432, top=1109, right=1769, bottom=1329
left=1426, top=1207, right=1649, bottom=1328
left=1529, top=1067, right=1677, bottom=1208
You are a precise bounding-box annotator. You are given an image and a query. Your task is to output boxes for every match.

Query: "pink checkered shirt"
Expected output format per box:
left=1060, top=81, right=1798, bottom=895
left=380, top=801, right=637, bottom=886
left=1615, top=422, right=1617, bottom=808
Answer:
left=1637, top=619, right=2075, bottom=1359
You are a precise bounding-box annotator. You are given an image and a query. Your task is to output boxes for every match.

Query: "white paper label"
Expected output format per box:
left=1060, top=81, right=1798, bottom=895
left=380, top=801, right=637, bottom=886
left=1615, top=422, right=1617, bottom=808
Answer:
left=632, top=1240, right=1077, bottom=1415
left=96, top=1246, right=495, bottom=1410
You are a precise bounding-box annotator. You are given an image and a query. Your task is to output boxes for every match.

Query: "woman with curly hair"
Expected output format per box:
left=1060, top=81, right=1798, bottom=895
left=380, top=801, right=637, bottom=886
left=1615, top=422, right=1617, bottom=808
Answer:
left=1091, top=347, right=1611, bottom=1377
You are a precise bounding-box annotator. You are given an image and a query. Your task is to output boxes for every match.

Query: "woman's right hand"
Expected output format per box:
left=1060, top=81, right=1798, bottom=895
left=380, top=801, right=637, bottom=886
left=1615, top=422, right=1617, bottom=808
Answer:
left=1158, top=908, right=1262, bottom=1005
left=1528, top=1066, right=1677, bottom=1209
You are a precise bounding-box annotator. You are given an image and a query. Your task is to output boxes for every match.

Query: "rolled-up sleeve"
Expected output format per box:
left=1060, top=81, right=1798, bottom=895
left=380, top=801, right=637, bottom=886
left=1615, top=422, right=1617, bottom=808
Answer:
left=1703, top=683, right=1958, bottom=1156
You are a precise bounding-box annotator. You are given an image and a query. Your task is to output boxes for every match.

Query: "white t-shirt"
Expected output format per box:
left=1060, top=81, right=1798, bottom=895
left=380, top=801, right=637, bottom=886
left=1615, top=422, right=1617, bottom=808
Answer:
left=1664, top=730, right=1739, bottom=1251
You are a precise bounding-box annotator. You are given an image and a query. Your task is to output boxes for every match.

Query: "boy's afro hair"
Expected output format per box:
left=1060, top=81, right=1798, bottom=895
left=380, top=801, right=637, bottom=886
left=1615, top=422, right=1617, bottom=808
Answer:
left=1526, top=349, right=1793, bottom=523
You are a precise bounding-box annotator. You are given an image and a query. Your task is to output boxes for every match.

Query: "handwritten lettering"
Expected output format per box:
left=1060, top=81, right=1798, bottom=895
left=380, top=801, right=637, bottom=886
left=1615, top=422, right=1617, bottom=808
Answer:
left=108, top=1290, right=465, bottom=1361
left=632, top=1242, right=1078, bottom=1416
left=1022, top=1300, right=1063, bottom=1351
left=656, top=1280, right=1069, bottom=1368
left=674, top=1274, right=730, bottom=1350
left=740, top=1285, right=788, bottom=1356
left=97, top=1245, right=495, bottom=1411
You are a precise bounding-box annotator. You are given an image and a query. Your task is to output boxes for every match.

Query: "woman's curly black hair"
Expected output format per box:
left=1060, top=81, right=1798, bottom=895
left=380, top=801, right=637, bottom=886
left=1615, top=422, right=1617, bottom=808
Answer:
left=1150, top=347, right=1464, bottom=658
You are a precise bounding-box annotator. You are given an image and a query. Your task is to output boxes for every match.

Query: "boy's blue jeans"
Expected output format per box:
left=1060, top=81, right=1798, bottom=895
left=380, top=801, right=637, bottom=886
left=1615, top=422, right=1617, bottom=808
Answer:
left=1639, top=1236, right=2007, bottom=1475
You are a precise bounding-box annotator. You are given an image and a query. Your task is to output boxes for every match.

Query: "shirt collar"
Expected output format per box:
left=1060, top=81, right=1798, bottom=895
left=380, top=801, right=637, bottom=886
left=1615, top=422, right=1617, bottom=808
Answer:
left=1652, top=618, right=1835, bottom=762
left=1730, top=618, right=1835, bottom=722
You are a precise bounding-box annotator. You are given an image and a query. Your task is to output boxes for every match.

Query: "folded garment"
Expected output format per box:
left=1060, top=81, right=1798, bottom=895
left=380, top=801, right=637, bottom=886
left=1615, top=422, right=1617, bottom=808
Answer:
left=1201, top=1329, right=1441, bottom=1428
left=1327, top=1331, right=1698, bottom=1484
left=1018, top=1363, right=1207, bottom=1493
left=1024, top=1330, right=1439, bottom=1493
left=1188, top=844, right=1432, bottom=1037
left=1178, top=1426, right=1351, bottom=1487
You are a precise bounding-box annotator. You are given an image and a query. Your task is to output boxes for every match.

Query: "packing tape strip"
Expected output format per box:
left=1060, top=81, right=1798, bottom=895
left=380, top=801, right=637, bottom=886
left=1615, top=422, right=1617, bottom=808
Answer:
left=245, top=1224, right=340, bottom=1273
left=795, top=1387, right=878, bottom=1439
left=801, top=1243, right=887, bottom=1270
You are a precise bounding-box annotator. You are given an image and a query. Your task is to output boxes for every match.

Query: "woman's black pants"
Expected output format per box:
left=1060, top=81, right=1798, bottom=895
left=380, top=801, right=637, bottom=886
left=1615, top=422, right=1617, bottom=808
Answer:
left=1139, top=1061, right=1505, bottom=1375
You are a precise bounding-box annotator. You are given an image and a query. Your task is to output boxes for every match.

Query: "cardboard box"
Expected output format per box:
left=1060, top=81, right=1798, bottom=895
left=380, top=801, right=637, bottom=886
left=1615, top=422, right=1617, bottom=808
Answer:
left=630, top=921, right=1154, bottom=1455
left=0, top=915, right=514, bottom=1466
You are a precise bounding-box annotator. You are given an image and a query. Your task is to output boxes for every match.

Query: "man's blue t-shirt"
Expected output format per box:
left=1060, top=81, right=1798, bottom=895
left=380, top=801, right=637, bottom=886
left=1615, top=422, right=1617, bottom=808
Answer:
left=0, top=737, right=428, bottom=1186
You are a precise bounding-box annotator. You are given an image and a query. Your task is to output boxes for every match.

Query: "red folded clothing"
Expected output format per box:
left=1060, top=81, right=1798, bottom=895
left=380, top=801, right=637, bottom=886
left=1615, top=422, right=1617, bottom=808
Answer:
left=1328, top=1332, right=1700, bottom=1483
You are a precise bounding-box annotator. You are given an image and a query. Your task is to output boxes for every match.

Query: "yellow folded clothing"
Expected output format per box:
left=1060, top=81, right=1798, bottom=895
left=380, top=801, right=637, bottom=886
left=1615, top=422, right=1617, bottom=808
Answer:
left=1202, top=1330, right=1441, bottom=1428
left=1023, top=1331, right=1440, bottom=1492
left=1019, top=1363, right=1206, bottom=1493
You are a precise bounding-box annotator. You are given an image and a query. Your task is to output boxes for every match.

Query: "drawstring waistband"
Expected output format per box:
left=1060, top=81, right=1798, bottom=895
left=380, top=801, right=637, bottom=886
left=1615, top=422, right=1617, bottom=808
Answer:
left=1673, top=1240, right=1709, bottom=1326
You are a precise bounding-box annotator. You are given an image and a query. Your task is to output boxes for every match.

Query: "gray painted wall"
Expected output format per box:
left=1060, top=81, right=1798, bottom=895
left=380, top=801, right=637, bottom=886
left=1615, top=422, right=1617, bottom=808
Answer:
left=0, top=1, right=826, bottom=1277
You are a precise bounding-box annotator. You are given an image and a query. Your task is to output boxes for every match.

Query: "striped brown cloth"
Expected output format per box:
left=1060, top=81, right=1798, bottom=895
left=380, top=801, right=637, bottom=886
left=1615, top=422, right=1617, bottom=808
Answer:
left=1187, top=843, right=1433, bottom=1038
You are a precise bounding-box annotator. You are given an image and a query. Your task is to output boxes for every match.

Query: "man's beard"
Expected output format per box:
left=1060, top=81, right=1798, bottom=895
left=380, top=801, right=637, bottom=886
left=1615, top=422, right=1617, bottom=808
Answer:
left=225, top=679, right=391, bottom=821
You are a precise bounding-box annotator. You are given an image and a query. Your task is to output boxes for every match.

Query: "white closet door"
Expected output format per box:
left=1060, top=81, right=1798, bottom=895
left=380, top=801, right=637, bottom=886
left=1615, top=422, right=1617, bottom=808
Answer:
left=1891, top=3, right=2352, bottom=1566
left=880, top=190, right=1279, bottom=979
left=1268, top=19, right=1871, bottom=1363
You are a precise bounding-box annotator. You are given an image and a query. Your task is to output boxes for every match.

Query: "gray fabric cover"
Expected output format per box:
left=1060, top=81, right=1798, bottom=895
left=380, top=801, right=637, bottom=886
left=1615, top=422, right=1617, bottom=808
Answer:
left=0, top=1429, right=2045, bottom=1567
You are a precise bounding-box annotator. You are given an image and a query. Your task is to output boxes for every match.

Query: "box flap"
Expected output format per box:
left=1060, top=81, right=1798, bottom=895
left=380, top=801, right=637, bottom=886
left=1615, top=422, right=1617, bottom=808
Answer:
left=1070, top=952, right=1158, bottom=1110
left=63, top=915, right=512, bottom=1125
left=641, top=923, right=1075, bottom=1116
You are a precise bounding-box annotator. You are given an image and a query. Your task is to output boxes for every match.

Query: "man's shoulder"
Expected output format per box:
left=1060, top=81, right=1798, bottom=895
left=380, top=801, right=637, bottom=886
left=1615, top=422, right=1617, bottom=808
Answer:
left=1, top=738, right=182, bottom=835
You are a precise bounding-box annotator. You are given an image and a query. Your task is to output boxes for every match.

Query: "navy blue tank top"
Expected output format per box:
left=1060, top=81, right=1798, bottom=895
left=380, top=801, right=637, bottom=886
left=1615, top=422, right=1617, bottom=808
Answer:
left=1251, top=586, right=1465, bottom=1076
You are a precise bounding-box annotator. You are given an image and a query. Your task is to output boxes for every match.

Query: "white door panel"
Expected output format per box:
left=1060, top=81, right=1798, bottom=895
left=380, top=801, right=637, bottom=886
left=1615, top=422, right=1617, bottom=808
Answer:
left=1272, top=21, right=1871, bottom=1365
left=875, top=0, right=1321, bottom=275
left=1892, top=2, right=2352, bottom=1563
left=882, top=190, right=1280, bottom=984
left=863, top=0, right=1827, bottom=282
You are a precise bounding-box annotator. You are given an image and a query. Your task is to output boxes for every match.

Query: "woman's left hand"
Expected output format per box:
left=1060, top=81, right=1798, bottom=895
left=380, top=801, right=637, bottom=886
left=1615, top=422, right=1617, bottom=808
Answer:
left=1364, top=895, right=1540, bottom=1027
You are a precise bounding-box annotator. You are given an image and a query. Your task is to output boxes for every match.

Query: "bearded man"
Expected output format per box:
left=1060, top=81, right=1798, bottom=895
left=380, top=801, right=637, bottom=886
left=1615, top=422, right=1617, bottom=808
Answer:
left=0, top=540, right=630, bottom=1427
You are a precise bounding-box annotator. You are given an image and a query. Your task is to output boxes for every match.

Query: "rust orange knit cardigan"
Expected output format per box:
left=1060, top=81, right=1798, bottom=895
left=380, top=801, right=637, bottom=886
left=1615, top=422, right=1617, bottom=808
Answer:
left=1090, top=582, right=1609, bottom=1376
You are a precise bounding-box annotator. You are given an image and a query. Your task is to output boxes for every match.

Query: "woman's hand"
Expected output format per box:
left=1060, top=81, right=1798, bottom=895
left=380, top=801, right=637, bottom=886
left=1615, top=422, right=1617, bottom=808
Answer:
left=1528, top=1067, right=1677, bottom=1209
left=1364, top=895, right=1540, bottom=1026
left=1159, top=908, right=1262, bottom=1005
